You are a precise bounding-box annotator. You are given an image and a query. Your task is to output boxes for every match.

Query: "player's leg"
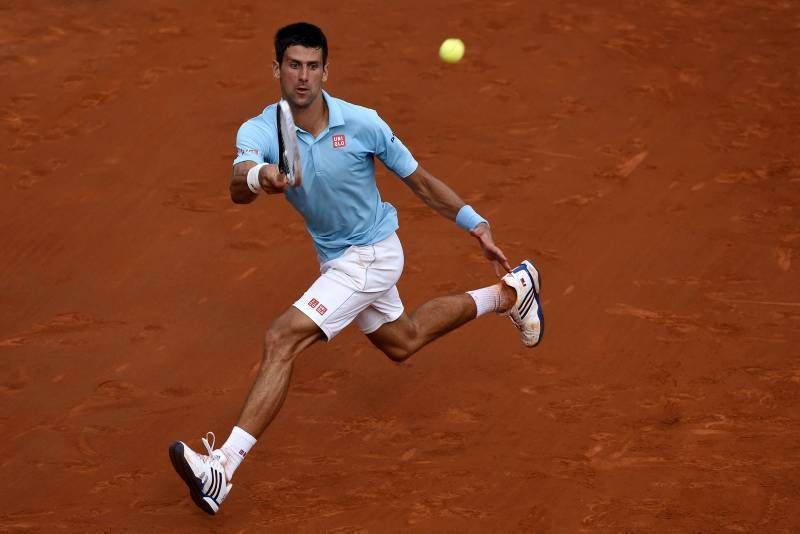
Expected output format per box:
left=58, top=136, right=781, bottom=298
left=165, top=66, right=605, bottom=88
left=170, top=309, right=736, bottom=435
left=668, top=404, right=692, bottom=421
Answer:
left=364, top=259, right=544, bottom=360
left=168, top=306, right=323, bottom=515
left=220, top=247, right=396, bottom=471
left=236, top=307, right=325, bottom=437
left=364, top=283, right=515, bottom=362
left=168, top=237, right=405, bottom=514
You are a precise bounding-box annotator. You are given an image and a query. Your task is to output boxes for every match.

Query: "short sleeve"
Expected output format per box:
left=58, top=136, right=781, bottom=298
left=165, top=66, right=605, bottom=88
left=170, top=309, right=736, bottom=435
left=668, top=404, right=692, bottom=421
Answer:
left=372, top=112, right=418, bottom=179
left=233, top=119, right=274, bottom=165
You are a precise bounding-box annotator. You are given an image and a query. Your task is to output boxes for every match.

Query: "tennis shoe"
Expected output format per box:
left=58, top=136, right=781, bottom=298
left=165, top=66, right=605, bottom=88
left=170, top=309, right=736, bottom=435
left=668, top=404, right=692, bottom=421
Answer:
left=169, top=432, right=231, bottom=515
left=502, top=260, right=544, bottom=347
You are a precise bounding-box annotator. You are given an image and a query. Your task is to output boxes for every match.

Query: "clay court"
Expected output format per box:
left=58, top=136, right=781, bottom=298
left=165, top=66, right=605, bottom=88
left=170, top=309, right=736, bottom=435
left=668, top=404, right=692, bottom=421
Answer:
left=2, top=0, right=799, bottom=531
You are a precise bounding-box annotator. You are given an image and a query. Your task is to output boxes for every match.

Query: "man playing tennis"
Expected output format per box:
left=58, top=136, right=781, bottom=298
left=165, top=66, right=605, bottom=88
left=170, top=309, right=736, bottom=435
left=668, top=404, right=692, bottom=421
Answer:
left=169, top=22, right=543, bottom=515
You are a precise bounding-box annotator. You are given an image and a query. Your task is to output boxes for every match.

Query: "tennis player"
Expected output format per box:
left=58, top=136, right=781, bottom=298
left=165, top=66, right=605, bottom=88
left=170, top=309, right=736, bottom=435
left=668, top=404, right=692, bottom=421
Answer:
left=169, top=22, right=543, bottom=515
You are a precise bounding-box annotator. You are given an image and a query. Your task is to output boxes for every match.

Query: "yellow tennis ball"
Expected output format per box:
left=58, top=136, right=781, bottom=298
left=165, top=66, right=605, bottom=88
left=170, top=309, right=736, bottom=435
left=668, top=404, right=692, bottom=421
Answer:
left=439, top=38, right=465, bottom=64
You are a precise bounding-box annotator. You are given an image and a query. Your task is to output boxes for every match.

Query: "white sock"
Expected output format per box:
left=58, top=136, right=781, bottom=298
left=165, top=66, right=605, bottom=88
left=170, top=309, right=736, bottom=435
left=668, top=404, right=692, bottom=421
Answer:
left=220, top=426, right=257, bottom=481
left=466, top=285, right=502, bottom=317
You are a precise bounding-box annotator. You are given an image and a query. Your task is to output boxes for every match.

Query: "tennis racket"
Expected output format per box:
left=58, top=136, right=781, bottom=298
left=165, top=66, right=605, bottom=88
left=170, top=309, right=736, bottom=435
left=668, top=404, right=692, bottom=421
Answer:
left=276, top=99, right=301, bottom=187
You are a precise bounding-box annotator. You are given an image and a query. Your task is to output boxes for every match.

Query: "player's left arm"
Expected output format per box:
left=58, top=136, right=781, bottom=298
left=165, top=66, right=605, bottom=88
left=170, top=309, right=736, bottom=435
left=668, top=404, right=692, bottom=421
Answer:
left=403, top=165, right=512, bottom=274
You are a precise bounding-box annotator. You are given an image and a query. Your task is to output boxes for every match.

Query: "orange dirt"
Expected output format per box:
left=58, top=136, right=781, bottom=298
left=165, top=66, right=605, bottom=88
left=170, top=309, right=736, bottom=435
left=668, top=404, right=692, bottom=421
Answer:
left=2, top=0, right=799, bottom=531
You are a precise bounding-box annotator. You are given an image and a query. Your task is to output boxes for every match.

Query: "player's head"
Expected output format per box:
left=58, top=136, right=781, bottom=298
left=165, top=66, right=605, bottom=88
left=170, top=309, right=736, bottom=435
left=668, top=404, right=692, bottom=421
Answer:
left=273, top=22, right=329, bottom=108
left=274, top=22, right=328, bottom=66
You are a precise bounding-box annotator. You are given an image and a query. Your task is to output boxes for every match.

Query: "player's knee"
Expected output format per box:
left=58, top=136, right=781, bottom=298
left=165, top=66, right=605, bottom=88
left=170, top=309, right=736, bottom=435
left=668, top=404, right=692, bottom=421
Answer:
left=263, top=327, right=280, bottom=350
left=262, top=325, right=294, bottom=365
left=382, top=344, right=414, bottom=363
left=375, top=322, right=419, bottom=363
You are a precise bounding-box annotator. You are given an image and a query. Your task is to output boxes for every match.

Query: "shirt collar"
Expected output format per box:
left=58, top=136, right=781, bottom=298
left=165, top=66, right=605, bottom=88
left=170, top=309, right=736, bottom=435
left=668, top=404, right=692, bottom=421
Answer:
left=322, top=90, right=344, bottom=128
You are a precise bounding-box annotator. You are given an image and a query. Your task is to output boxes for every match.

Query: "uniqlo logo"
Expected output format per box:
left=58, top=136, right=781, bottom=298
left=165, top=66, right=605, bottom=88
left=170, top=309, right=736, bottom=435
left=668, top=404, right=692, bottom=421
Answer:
left=238, top=449, right=247, bottom=458
left=317, top=305, right=327, bottom=315
left=332, top=134, right=346, bottom=148
left=308, top=298, right=319, bottom=308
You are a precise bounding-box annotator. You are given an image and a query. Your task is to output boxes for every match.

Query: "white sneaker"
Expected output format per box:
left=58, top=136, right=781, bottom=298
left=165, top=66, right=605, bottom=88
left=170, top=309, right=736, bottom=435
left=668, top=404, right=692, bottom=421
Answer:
left=502, top=260, right=544, bottom=347
left=169, top=433, right=232, bottom=515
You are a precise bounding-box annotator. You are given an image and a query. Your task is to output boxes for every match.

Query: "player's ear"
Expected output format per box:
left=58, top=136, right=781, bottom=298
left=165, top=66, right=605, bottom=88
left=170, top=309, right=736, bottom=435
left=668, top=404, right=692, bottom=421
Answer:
left=272, top=59, right=280, bottom=80
left=322, top=62, right=329, bottom=82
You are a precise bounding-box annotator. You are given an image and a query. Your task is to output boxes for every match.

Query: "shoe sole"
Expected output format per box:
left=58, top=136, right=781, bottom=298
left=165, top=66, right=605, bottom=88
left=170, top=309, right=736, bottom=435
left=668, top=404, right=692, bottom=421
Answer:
left=168, top=441, right=217, bottom=515
left=522, top=260, right=544, bottom=347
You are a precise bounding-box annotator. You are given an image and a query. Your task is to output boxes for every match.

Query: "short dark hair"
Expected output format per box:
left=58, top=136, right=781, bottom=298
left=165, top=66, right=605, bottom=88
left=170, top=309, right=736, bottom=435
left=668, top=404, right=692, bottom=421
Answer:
left=275, top=22, right=328, bottom=65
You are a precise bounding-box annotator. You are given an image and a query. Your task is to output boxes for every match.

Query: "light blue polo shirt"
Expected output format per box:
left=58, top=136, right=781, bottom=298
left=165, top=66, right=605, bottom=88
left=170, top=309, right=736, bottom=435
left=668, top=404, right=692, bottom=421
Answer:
left=233, top=91, right=418, bottom=262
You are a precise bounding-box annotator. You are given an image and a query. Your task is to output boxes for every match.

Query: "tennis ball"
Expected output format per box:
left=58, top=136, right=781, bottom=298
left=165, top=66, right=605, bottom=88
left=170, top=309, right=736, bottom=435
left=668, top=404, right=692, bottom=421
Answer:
left=439, top=38, right=465, bottom=64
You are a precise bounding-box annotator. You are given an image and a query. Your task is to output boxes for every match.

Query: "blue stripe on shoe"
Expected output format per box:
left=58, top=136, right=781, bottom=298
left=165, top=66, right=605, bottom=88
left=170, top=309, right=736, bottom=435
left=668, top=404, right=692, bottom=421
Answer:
left=521, top=290, right=538, bottom=318
left=518, top=270, right=537, bottom=316
left=520, top=277, right=540, bottom=318
left=530, top=265, right=544, bottom=345
left=537, top=300, right=544, bottom=338
left=518, top=287, right=534, bottom=316
left=520, top=296, right=532, bottom=318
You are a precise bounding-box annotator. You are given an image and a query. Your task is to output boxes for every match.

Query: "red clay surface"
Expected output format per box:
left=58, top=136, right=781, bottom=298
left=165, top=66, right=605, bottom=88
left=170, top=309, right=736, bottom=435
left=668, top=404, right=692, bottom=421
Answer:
left=2, top=0, right=799, bottom=531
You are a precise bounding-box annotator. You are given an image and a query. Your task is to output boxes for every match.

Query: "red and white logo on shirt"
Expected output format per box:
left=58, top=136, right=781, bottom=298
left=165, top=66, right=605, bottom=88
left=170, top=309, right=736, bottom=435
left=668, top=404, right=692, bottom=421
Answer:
left=332, top=134, right=346, bottom=148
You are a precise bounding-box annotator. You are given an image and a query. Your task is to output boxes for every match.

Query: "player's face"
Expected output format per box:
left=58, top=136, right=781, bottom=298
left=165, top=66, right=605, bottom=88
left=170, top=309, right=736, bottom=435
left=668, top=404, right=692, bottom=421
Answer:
left=273, top=45, right=328, bottom=108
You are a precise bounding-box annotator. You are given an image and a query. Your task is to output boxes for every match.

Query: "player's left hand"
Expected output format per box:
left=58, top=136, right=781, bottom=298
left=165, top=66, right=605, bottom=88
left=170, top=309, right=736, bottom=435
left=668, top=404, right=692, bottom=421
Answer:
left=470, top=223, right=512, bottom=276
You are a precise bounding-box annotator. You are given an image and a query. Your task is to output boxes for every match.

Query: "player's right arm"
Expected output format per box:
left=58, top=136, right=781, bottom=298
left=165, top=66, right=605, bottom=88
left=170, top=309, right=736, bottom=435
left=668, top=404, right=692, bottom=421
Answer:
left=230, top=118, right=288, bottom=203
left=230, top=162, right=290, bottom=203
left=230, top=162, right=258, bottom=204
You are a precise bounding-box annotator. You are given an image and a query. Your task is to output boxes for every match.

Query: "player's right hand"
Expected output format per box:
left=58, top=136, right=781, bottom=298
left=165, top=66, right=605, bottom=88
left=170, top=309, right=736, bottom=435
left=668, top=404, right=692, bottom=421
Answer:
left=259, top=164, right=290, bottom=194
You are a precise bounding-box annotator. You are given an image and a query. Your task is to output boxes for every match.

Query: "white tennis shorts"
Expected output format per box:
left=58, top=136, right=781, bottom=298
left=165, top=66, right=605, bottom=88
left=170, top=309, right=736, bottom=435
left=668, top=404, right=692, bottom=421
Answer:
left=293, top=232, right=405, bottom=340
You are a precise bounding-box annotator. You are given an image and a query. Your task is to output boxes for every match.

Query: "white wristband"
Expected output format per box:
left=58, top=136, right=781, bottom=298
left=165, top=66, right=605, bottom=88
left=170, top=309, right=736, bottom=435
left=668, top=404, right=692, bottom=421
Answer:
left=246, top=163, right=267, bottom=193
